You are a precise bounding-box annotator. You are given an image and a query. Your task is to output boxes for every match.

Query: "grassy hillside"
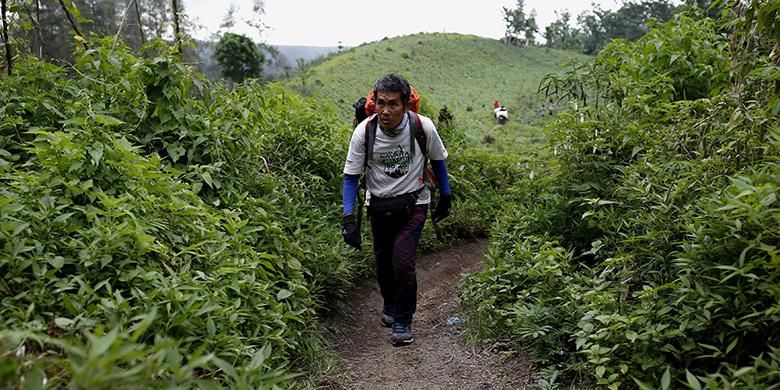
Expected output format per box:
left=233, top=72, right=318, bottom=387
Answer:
left=287, top=32, right=587, bottom=136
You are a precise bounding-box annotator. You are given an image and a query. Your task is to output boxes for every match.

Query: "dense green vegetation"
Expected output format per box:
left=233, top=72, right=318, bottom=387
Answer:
left=3, top=1, right=777, bottom=389
left=0, top=33, right=394, bottom=386
left=462, top=3, right=779, bottom=389
left=541, top=0, right=681, bottom=54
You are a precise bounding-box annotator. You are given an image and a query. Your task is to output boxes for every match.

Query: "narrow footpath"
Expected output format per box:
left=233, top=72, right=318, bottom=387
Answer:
left=322, top=240, right=533, bottom=390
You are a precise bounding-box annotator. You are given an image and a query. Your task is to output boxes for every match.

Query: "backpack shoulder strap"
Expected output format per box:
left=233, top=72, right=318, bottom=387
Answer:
left=366, top=112, right=426, bottom=163
left=408, top=112, right=427, bottom=158
left=408, top=112, right=437, bottom=186
left=364, top=115, right=378, bottom=169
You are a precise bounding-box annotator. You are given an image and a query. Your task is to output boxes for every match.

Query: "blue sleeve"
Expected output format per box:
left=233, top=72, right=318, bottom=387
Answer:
left=343, top=174, right=360, bottom=215
left=431, top=160, right=451, bottom=196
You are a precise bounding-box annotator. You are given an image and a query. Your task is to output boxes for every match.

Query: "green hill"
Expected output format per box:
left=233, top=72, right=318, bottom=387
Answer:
left=287, top=32, right=587, bottom=135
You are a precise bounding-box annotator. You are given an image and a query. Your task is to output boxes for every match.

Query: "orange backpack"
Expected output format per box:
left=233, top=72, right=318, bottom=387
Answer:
left=363, top=86, right=421, bottom=117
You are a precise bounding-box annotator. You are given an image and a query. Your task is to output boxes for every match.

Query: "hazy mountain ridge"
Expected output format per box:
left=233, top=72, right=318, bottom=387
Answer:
left=265, top=45, right=343, bottom=77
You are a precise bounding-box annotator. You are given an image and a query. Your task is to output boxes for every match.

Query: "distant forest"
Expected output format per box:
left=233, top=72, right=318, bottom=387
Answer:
left=0, top=0, right=338, bottom=81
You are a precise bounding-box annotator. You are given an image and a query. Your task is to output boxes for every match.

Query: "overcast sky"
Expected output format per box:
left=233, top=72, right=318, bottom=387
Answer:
left=182, top=0, right=625, bottom=47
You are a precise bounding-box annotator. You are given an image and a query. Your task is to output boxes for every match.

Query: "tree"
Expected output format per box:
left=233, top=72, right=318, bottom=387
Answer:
left=4, top=0, right=189, bottom=64
left=544, top=11, right=581, bottom=50
left=243, top=0, right=265, bottom=37
left=602, top=0, right=676, bottom=41
left=684, top=0, right=726, bottom=18
left=578, top=9, right=608, bottom=54
left=1, top=0, right=11, bottom=75
left=58, top=0, right=89, bottom=50
left=15, top=1, right=68, bottom=61
left=219, top=3, right=237, bottom=32
left=79, top=0, right=119, bottom=36
left=132, top=0, right=145, bottom=45
left=137, top=0, right=173, bottom=42
left=295, top=57, right=314, bottom=95
left=20, top=0, right=51, bottom=59
left=214, top=32, right=263, bottom=83
left=502, top=0, right=538, bottom=45
left=502, top=0, right=525, bottom=44
left=524, top=9, right=539, bottom=45
left=575, top=0, right=679, bottom=54
left=171, top=0, right=181, bottom=55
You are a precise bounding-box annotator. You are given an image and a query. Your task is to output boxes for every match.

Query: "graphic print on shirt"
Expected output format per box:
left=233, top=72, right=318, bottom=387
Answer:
left=378, top=145, right=412, bottom=178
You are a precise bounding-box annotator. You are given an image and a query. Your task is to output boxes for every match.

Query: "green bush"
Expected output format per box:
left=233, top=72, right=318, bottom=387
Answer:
left=462, top=4, right=780, bottom=389
left=0, top=38, right=362, bottom=388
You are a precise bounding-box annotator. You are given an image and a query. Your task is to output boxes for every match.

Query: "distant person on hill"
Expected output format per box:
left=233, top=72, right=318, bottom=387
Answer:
left=493, top=100, right=508, bottom=124
left=341, top=73, right=452, bottom=346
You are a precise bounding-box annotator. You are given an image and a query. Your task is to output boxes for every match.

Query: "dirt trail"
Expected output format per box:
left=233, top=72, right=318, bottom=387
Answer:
left=322, top=239, right=533, bottom=390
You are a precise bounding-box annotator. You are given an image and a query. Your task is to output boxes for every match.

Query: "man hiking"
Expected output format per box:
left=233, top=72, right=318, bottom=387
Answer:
left=341, top=73, right=452, bottom=345
left=493, top=100, right=508, bottom=124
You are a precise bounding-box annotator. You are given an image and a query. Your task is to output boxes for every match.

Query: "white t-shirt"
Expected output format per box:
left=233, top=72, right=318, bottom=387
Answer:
left=344, top=112, right=448, bottom=205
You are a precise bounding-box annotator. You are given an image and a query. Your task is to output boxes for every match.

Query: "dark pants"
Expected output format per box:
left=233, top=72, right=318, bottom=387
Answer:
left=369, top=205, right=427, bottom=325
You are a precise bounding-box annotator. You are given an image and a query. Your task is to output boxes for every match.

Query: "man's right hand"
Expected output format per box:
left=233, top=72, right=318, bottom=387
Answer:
left=341, top=214, right=361, bottom=249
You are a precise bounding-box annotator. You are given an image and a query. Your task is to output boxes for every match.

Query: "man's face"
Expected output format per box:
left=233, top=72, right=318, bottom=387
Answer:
left=375, top=90, right=406, bottom=129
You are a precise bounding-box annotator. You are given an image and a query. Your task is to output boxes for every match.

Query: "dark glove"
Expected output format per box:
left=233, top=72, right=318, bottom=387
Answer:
left=432, top=194, right=452, bottom=223
left=341, top=214, right=361, bottom=249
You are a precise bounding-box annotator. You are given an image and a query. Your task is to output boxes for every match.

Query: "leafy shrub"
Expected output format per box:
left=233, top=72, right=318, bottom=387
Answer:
left=462, top=3, right=780, bottom=388
left=0, top=38, right=363, bottom=388
left=433, top=147, right=530, bottom=243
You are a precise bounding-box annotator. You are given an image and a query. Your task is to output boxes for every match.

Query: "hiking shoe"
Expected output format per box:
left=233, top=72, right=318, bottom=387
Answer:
left=390, top=323, right=414, bottom=345
left=380, top=312, right=394, bottom=328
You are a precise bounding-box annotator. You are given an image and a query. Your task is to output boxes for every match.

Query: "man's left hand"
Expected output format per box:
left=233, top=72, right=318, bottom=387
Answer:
left=341, top=214, right=362, bottom=249
left=432, top=194, right=451, bottom=223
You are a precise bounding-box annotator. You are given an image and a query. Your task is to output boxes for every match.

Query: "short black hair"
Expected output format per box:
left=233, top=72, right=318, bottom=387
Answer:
left=373, top=73, right=411, bottom=108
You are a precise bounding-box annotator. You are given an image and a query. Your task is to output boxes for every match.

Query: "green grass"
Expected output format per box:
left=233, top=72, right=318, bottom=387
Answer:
left=286, top=32, right=588, bottom=139
left=474, top=122, right=550, bottom=156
